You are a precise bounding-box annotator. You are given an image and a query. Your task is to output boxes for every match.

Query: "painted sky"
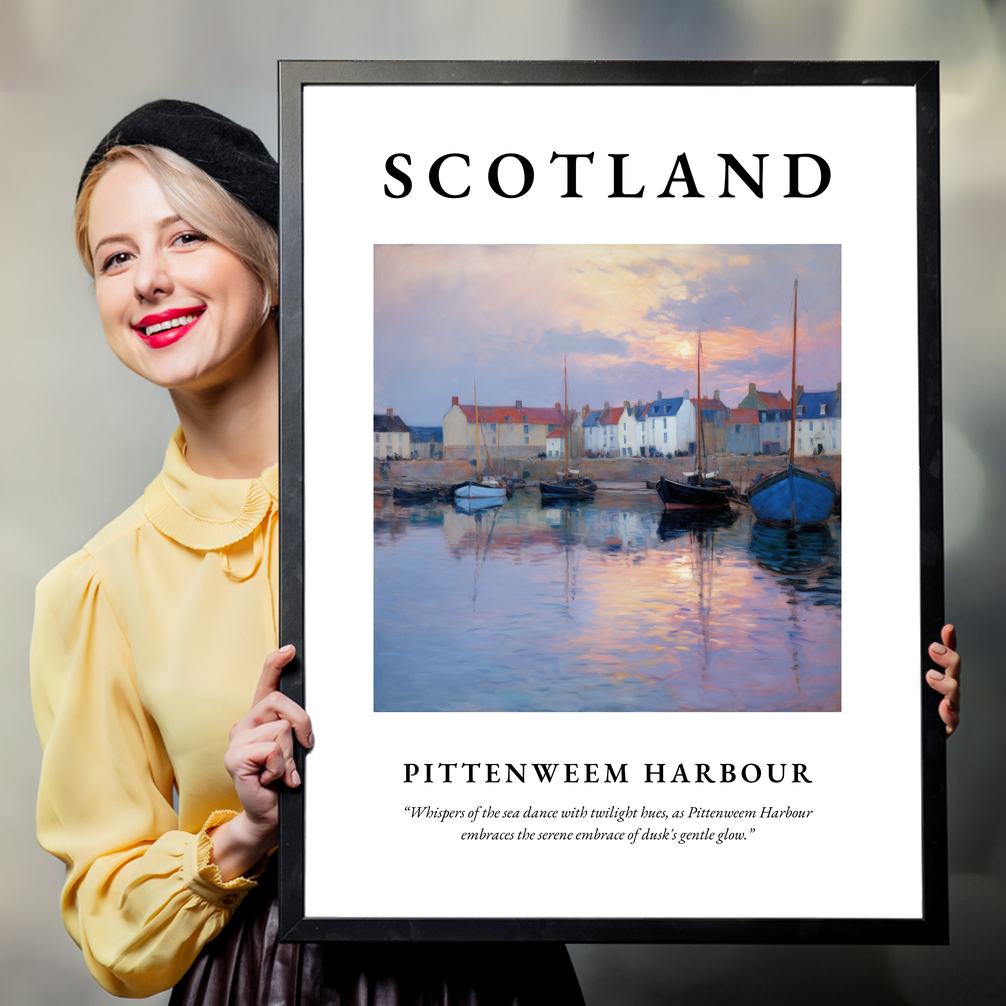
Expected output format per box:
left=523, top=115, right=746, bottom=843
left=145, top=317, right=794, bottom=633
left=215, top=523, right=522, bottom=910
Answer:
left=374, top=245, right=840, bottom=426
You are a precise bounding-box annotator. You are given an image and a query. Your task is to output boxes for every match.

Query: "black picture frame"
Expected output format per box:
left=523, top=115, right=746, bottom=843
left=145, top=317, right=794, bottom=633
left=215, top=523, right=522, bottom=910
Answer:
left=277, top=60, right=945, bottom=944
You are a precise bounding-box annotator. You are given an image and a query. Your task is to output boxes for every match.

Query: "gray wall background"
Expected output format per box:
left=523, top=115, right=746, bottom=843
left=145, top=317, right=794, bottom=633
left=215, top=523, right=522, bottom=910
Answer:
left=2, top=2, right=1003, bottom=1003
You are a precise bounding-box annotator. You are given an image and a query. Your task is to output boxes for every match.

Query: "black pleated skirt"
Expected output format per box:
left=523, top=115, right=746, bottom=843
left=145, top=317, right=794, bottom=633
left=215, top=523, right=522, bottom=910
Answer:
left=169, top=869, right=585, bottom=1006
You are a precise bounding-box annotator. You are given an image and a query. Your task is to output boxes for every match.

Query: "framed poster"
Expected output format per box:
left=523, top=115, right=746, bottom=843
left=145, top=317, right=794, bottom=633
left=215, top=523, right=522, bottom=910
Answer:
left=277, top=61, right=946, bottom=943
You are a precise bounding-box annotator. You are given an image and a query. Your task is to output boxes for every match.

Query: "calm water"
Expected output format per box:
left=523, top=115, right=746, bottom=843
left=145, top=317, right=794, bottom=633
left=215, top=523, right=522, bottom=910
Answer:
left=374, top=490, right=841, bottom=712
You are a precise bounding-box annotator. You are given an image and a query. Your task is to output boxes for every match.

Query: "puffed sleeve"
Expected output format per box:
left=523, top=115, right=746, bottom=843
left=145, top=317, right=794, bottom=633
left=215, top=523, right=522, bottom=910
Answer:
left=31, top=549, right=262, bottom=998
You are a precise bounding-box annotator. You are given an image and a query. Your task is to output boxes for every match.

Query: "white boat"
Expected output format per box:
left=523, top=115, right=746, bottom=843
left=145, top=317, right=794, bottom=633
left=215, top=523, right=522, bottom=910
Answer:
left=454, top=379, right=509, bottom=500
left=454, top=480, right=508, bottom=499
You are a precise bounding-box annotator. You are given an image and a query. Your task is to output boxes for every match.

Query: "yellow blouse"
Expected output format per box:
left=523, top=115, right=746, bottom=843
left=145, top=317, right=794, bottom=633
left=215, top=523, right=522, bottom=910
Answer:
left=31, top=429, right=279, bottom=998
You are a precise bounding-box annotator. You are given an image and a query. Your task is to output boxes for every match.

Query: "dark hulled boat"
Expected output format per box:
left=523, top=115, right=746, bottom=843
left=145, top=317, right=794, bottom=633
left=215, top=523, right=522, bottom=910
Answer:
left=392, top=486, right=452, bottom=501
left=539, top=478, right=596, bottom=502
left=655, top=476, right=731, bottom=510
left=656, top=332, right=734, bottom=511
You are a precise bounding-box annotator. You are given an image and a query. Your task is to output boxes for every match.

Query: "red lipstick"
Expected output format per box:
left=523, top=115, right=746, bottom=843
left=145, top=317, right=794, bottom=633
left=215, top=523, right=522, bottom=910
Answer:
left=132, top=306, right=205, bottom=349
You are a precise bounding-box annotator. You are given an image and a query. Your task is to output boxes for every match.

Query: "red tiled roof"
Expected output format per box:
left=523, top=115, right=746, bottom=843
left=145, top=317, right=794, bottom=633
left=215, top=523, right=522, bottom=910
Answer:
left=458, top=404, right=564, bottom=426
left=546, top=428, right=565, bottom=438
left=729, top=409, right=760, bottom=425
left=757, top=391, right=790, bottom=409
left=600, top=406, right=624, bottom=426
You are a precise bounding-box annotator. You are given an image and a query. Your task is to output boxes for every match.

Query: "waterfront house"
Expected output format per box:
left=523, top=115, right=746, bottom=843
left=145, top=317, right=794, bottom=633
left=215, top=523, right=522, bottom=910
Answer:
left=758, top=407, right=791, bottom=455
left=582, top=407, right=604, bottom=455
left=793, top=384, right=842, bottom=456
left=442, top=397, right=565, bottom=459
left=735, top=383, right=791, bottom=413
left=695, top=390, right=729, bottom=455
left=644, top=391, right=695, bottom=455
left=409, top=426, right=443, bottom=459
left=546, top=428, right=565, bottom=458
left=726, top=409, right=761, bottom=454
left=374, top=408, right=412, bottom=459
left=596, top=403, right=626, bottom=456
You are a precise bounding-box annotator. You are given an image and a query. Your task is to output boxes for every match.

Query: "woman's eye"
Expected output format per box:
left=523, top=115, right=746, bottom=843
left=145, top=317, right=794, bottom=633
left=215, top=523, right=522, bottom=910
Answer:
left=100, top=251, right=132, bottom=273
left=173, top=231, right=208, bottom=248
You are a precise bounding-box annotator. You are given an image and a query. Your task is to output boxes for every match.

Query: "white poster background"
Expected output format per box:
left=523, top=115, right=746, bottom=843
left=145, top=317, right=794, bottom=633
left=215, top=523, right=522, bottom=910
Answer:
left=301, top=85, right=920, bottom=920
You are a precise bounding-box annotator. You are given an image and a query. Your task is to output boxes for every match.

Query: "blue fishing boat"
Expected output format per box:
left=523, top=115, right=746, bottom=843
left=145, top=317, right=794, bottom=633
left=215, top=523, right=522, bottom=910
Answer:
left=747, top=465, right=836, bottom=527
left=747, top=280, right=837, bottom=528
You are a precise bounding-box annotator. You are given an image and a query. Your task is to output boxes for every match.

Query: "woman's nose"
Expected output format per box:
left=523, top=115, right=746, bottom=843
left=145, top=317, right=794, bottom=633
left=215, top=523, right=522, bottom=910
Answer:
left=133, top=249, right=173, bottom=302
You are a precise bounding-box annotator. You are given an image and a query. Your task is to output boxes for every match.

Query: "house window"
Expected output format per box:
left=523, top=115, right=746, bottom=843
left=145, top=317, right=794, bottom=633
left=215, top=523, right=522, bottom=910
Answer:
left=798, top=438, right=803, bottom=450
left=808, top=422, right=813, bottom=432
left=642, top=435, right=645, bottom=443
left=734, top=424, right=740, bottom=434
left=663, top=418, right=667, bottom=428
left=387, top=434, right=392, bottom=442
left=820, top=404, right=827, bottom=415
left=797, top=405, right=805, bottom=416
left=623, top=423, right=626, bottom=430
left=492, top=437, right=496, bottom=445
left=775, top=426, right=781, bottom=438
left=663, top=432, right=668, bottom=443
left=491, top=423, right=496, bottom=431
left=623, top=435, right=627, bottom=444
left=524, top=437, right=529, bottom=445
left=832, top=437, right=836, bottom=449
left=523, top=424, right=529, bottom=434
left=398, top=434, right=403, bottom=443
left=797, top=421, right=802, bottom=432
left=548, top=450, right=552, bottom=458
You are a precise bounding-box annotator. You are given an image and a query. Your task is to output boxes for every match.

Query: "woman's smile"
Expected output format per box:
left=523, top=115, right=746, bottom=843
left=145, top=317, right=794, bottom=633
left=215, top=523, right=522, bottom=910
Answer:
left=133, top=305, right=207, bottom=347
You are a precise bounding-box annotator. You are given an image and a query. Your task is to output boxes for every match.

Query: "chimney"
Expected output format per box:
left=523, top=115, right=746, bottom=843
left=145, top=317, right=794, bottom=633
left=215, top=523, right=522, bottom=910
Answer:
left=451, top=396, right=459, bottom=406
left=683, top=389, right=689, bottom=400
left=604, top=401, right=609, bottom=409
left=582, top=405, right=591, bottom=419
left=657, top=390, right=662, bottom=400
left=749, top=383, right=756, bottom=393
left=836, top=381, right=841, bottom=398
left=515, top=400, right=522, bottom=409
left=555, top=402, right=561, bottom=410
left=713, top=390, right=720, bottom=401
left=623, top=400, right=631, bottom=410
left=386, top=407, right=394, bottom=417
left=795, top=384, right=804, bottom=404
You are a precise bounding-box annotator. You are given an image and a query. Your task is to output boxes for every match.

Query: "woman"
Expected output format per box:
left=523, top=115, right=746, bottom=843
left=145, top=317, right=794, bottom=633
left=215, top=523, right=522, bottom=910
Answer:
left=31, top=100, right=585, bottom=1003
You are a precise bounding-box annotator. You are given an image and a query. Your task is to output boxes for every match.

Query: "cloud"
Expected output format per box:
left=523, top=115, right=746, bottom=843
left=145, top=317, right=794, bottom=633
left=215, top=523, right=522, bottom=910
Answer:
left=375, top=244, right=840, bottom=422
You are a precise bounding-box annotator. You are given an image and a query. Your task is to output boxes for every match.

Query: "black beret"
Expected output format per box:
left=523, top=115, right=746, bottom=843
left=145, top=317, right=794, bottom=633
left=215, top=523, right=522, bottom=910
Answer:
left=78, top=99, right=278, bottom=228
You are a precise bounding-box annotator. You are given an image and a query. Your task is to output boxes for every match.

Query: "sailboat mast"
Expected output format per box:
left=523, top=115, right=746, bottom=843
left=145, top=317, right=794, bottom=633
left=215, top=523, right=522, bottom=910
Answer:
left=474, top=380, right=480, bottom=478
left=789, top=280, right=798, bottom=466
left=564, top=356, right=569, bottom=467
left=696, top=332, right=704, bottom=479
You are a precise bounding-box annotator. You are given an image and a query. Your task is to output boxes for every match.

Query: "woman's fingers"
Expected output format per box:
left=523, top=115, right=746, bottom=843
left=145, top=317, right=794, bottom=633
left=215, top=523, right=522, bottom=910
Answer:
left=230, top=719, right=302, bottom=788
left=941, top=623, right=958, bottom=653
left=252, top=644, right=297, bottom=706
left=232, top=689, right=314, bottom=750
left=927, top=623, right=961, bottom=737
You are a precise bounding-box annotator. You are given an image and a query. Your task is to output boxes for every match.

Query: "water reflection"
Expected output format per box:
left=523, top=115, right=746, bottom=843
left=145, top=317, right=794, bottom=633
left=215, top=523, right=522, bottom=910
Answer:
left=373, top=490, right=840, bottom=712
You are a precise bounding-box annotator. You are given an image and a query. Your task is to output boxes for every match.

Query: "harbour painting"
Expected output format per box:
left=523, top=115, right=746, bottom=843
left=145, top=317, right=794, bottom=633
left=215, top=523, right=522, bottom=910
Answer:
left=374, top=245, right=841, bottom=712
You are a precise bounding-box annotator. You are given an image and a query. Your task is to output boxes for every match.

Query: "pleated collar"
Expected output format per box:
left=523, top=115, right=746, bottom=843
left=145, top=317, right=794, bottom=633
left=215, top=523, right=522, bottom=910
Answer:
left=143, top=428, right=279, bottom=551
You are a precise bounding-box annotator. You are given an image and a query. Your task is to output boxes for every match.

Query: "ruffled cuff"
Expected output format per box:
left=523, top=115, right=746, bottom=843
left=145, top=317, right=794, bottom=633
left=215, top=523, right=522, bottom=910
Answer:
left=182, top=810, right=269, bottom=910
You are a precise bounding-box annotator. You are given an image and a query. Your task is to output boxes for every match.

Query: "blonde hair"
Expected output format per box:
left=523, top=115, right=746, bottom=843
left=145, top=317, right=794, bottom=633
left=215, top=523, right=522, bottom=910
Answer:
left=75, top=145, right=278, bottom=323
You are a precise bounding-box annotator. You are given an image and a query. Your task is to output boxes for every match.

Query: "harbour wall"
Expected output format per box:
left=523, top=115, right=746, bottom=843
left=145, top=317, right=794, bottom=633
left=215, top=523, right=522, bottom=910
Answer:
left=376, top=454, right=842, bottom=492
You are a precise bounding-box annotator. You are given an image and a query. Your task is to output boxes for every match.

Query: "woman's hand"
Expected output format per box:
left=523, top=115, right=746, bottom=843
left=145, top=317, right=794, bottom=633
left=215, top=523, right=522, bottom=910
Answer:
left=926, top=624, right=961, bottom=737
left=209, top=645, right=314, bottom=881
